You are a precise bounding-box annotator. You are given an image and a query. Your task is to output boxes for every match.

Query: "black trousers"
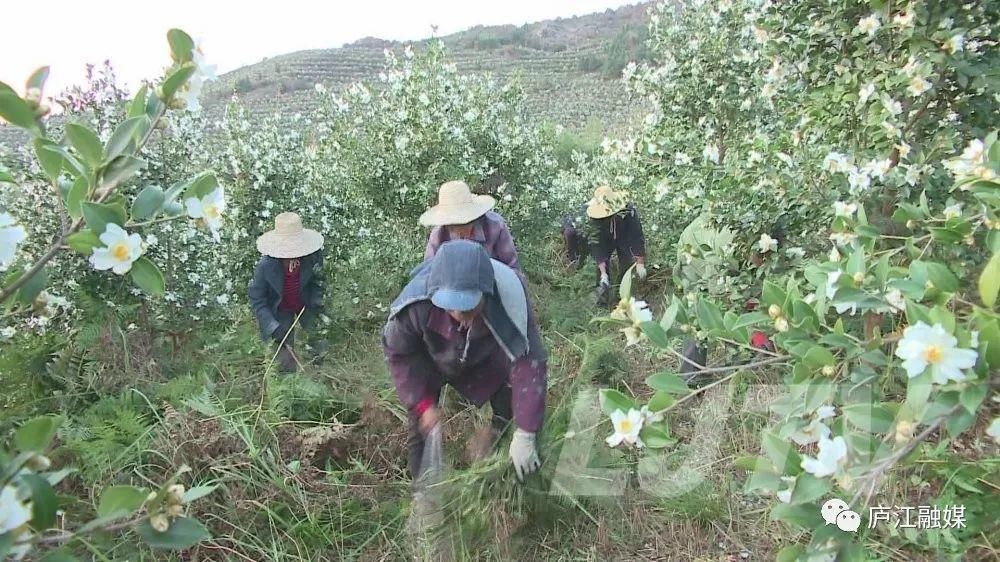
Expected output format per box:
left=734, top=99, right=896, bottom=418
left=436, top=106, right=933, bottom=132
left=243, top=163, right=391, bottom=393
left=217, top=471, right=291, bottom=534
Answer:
left=407, top=384, right=513, bottom=479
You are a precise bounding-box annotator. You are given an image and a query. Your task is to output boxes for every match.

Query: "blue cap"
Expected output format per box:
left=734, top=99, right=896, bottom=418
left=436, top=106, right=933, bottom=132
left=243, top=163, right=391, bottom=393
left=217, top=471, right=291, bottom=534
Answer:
left=428, top=240, right=494, bottom=312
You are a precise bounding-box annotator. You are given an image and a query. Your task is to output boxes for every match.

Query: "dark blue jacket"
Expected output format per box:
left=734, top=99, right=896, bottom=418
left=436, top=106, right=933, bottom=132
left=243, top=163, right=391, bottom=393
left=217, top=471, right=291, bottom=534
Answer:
left=248, top=251, right=324, bottom=340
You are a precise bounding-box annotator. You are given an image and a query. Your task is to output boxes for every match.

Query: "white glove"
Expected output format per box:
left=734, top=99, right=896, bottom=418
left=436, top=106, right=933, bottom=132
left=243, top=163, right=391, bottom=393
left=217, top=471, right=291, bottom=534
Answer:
left=599, top=272, right=611, bottom=288
left=509, top=429, right=540, bottom=481
left=635, top=263, right=647, bottom=281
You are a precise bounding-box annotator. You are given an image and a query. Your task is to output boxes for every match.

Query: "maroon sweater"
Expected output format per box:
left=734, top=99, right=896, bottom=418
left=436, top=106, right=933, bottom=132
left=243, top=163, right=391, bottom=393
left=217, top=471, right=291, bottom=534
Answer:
left=278, top=260, right=304, bottom=312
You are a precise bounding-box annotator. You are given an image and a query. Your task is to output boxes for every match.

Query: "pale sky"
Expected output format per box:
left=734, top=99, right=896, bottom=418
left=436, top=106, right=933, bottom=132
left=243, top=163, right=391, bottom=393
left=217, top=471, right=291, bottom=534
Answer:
left=1, top=0, right=639, bottom=98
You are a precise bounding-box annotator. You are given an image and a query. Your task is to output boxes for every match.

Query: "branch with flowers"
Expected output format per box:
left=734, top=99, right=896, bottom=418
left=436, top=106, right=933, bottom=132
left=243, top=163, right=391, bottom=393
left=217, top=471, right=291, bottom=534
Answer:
left=0, top=29, right=225, bottom=313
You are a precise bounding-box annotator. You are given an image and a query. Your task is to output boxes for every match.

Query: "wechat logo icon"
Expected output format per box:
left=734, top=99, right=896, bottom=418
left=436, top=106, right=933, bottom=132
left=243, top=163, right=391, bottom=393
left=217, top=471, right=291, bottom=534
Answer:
left=821, top=498, right=861, bottom=532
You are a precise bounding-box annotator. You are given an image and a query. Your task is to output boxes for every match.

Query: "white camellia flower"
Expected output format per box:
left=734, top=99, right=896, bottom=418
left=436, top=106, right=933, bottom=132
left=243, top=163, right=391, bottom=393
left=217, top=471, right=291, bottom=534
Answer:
left=758, top=233, right=778, bottom=253
left=902, top=56, right=921, bottom=77
left=943, top=203, right=963, bottom=220
left=858, top=83, right=875, bottom=104
left=987, top=418, right=1000, bottom=445
left=761, top=83, right=777, bottom=98
left=90, top=224, right=144, bottom=275
left=791, top=418, right=832, bottom=446
left=895, top=141, right=912, bottom=160
left=0, top=485, right=31, bottom=533
left=640, top=404, right=664, bottom=424
left=944, top=34, right=964, bottom=54
left=822, top=151, right=850, bottom=173
left=0, top=212, right=27, bottom=269
left=866, top=159, right=892, bottom=180
left=848, top=168, right=871, bottom=192
left=185, top=186, right=225, bottom=241
left=856, top=14, right=880, bottom=37
left=606, top=408, right=644, bottom=448
left=833, top=201, right=858, bottom=217
left=908, top=75, right=932, bottom=97
left=801, top=436, right=848, bottom=478
left=895, top=321, right=978, bottom=384
left=829, top=232, right=858, bottom=246
left=829, top=246, right=841, bottom=262
left=627, top=298, right=653, bottom=324
left=674, top=151, right=692, bottom=166
left=702, top=143, right=720, bottom=164
left=885, top=288, right=905, bottom=311
left=893, top=10, right=914, bottom=27
left=882, top=96, right=903, bottom=116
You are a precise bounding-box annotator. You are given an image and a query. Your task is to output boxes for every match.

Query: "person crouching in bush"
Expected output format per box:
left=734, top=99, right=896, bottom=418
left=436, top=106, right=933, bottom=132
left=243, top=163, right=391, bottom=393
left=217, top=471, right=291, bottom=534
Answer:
left=585, top=185, right=647, bottom=303
left=420, top=180, right=521, bottom=273
left=248, top=212, right=325, bottom=373
left=382, top=240, right=547, bottom=482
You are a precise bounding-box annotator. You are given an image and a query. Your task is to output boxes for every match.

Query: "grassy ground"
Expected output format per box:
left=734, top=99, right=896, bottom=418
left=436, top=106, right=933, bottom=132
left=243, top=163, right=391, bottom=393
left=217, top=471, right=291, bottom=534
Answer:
left=4, top=242, right=997, bottom=561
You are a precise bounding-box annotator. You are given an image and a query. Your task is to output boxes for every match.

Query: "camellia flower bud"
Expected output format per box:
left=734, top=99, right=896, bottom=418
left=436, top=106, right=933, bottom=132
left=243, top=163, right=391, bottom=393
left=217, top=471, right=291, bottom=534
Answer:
left=853, top=272, right=865, bottom=285
left=774, top=317, right=789, bottom=332
left=821, top=365, right=836, bottom=377
left=150, top=513, right=170, bottom=532
left=768, top=304, right=782, bottom=319
left=35, top=103, right=51, bottom=118
left=146, top=491, right=158, bottom=502
left=167, top=484, right=185, bottom=503
left=24, top=87, right=42, bottom=104
left=28, top=453, right=52, bottom=471
left=906, top=219, right=916, bottom=229
left=894, top=420, right=915, bottom=443
left=167, top=504, right=184, bottom=517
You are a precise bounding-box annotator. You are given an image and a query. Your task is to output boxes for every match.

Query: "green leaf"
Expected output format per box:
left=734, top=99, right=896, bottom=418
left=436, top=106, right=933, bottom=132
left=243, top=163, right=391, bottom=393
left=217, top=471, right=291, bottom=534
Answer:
left=131, top=185, right=166, bottom=221
left=181, top=484, right=217, bottom=504
left=101, top=155, right=145, bottom=189
left=646, top=391, right=675, bottom=413
left=15, top=415, right=62, bottom=452
left=959, top=383, right=987, bottom=413
left=945, top=408, right=976, bottom=437
left=16, top=266, right=48, bottom=305
left=21, top=473, right=58, bottom=529
left=790, top=473, right=831, bottom=504
left=136, top=516, right=210, bottom=550
left=732, top=311, right=769, bottom=330
left=659, top=299, right=679, bottom=332
left=762, top=280, right=787, bottom=308
left=34, top=138, right=63, bottom=181
left=25, top=67, right=50, bottom=92
left=802, top=346, right=836, bottom=370
left=639, top=425, right=675, bottom=449
left=41, top=144, right=85, bottom=178
left=979, top=251, right=1000, bottom=308
left=770, top=503, right=822, bottom=529
left=128, top=85, right=149, bottom=118
left=66, top=176, right=89, bottom=219
left=619, top=265, right=634, bottom=301
left=906, top=371, right=933, bottom=416
left=843, top=403, right=894, bottom=433
left=105, top=116, right=146, bottom=162
left=762, top=430, right=801, bottom=475
left=0, top=529, right=12, bottom=557
left=776, top=545, right=805, bottom=562
left=645, top=372, right=689, bottom=395
left=974, top=314, right=1000, bottom=368
left=40, top=549, right=80, bottom=562
left=167, top=29, right=196, bottom=63
left=0, top=91, right=40, bottom=133
left=64, top=123, right=104, bottom=165
left=66, top=230, right=101, bottom=255
left=599, top=388, right=635, bottom=416
left=909, top=260, right=958, bottom=293
left=130, top=258, right=165, bottom=295
left=97, top=486, right=148, bottom=519
left=160, top=64, right=196, bottom=101
left=81, top=201, right=126, bottom=234
left=696, top=298, right=725, bottom=331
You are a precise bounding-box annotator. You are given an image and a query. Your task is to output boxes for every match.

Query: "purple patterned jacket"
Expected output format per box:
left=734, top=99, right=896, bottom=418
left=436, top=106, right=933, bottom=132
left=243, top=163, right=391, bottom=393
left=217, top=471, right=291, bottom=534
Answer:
left=424, top=211, right=521, bottom=271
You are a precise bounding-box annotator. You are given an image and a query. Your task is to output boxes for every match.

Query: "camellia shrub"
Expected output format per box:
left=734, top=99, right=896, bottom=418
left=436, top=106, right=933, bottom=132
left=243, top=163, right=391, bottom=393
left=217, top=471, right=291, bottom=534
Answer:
left=0, top=29, right=218, bottom=558
left=594, top=0, right=999, bottom=559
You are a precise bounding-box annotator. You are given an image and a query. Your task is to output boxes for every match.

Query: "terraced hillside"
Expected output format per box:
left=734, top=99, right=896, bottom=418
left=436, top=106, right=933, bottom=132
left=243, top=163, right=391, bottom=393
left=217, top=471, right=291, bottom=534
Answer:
left=201, top=2, right=654, bottom=132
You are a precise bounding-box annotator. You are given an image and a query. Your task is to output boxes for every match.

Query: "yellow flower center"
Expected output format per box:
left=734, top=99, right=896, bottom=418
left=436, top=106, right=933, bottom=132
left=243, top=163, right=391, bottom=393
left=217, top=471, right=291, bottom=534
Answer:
left=924, top=345, right=943, bottom=364
left=204, top=204, right=220, bottom=220
left=619, top=419, right=633, bottom=433
left=111, top=243, right=131, bottom=262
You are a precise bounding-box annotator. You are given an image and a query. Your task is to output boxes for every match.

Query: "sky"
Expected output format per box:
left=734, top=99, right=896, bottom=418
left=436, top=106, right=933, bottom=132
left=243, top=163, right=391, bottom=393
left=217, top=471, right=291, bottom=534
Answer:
left=1, top=0, right=639, bottom=98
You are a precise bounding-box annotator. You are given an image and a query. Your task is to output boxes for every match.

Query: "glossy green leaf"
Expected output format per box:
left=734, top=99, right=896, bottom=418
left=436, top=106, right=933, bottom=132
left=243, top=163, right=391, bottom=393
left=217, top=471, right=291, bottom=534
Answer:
left=619, top=265, right=634, bottom=301
left=762, top=430, right=801, bottom=475
left=645, top=372, right=689, bottom=395
left=945, top=408, right=976, bottom=437
left=646, top=391, right=675, bottom=413
left=16, top=266, right=48, bottom=306
left=81, top=202, right=126, bottom=234
left=843, top=403, right=894, bottom=433
left=959, top=383, right=987, bottom=413
left=131, top=185, right=166, bottom=221
left=789, top=472, right=831, bottom=504
left=160, top=64, right=196, bottom=101
left=25, top=67, right=50, bottom=93
left=909, top=260, right=958, bottom=293
left=14, top=415, right=62, bottom=452
left=21, top=473, right=58, bottom=529
left=769, top=503, right=821, bottom=529
left=639, top=425, right=675, bottom=449
left=41, top=144, right=86, bottom=178
left=696, top=298, right=724, bottom=331
left=640, top=321, right=669, bottom=347
left=0, top=91, right=39, bottom=133
left=101, top=155, right=145, bottom=189
left=105, top=116, right=146, bottom=161
left=66, top=230, right=101, bottom=255
left=181, top=484, right=217, bottom=504
left=732, top=311, right=768, bottom=330
left=775, top=545, right=805, bottom=562
left=130, top=258, right=165, bottom=295
left=906, top=371, right=932, bottom=416
left=64, top=123, right=104, bottom=165
left=66, top=176, right=89, bottom=219
left=128, top=85, right=149, bottom=118
left=659, top=299, right=679, bottom=331
left=34, top=138, right=63, bottom=181
left=974, top=314, right=1000, bottom=368
left=167, top=29, right=196, bottom=63
left=136, top=516, right=210, bottom=549
left=979, top=251, right=1000, bottom=308
left=97, top=486, right=148, bottom=519
left=598, top=388, right=635, bottom=416
left=762, top=280, right=787, bottom=308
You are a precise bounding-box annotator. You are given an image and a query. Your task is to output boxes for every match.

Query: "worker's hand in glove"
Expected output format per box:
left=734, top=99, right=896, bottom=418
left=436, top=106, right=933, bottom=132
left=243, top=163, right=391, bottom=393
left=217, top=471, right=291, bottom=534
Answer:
left=509, top=429, right=541, bottom=481
left=635, top=263, right=647, bottom=281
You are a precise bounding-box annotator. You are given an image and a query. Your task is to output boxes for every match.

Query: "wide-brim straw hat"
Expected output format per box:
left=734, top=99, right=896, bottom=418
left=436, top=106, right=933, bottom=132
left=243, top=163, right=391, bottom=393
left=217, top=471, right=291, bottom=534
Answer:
left=586, top=185, right=628, bottom=219
left=256, top=212, right=324, bottom=258
left=418, top=180, right=496, bottom=227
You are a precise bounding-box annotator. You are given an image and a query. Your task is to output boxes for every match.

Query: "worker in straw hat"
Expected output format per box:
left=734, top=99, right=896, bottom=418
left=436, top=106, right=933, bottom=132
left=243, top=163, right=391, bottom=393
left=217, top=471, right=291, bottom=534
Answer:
left=585, top=185, right=647, bottom=298
left=383, top=240, right=547, bottom=482
left=420, top=180, right=521, bottom=272
left=249, top=212, right=325, bottom=372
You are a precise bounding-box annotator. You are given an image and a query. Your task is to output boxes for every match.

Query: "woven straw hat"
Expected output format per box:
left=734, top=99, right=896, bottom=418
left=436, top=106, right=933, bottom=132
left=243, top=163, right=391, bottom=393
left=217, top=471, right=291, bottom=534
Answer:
left=586, top=185, right=628, bottom=219
left=418, top=180, right=496, bottom=227
left=256, top=212, right=324, bottom=258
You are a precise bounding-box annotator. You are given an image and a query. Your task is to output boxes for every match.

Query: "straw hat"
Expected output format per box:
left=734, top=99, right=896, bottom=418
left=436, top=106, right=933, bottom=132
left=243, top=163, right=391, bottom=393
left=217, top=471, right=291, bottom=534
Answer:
left=418, top=181, right=496, bottom=227
left=586, top=185, right=628, bottom=219
left=256, top=212, right=324, bottom=258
